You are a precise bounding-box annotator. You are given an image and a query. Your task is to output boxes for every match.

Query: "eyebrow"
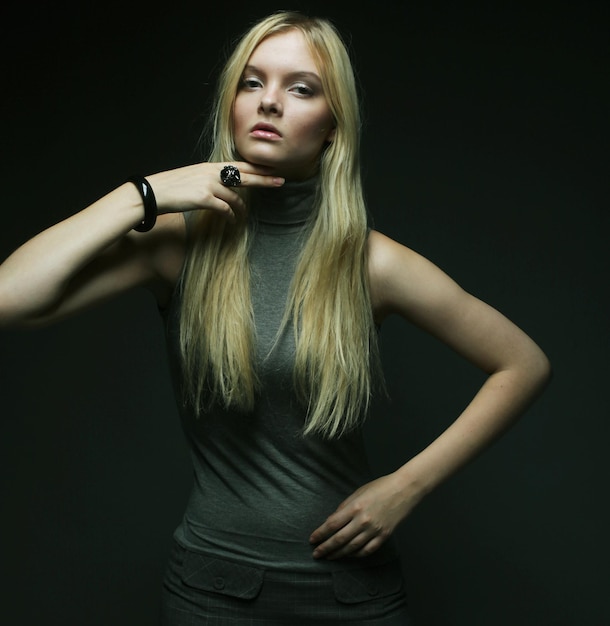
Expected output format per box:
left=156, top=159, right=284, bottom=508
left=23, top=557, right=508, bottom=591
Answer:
left=243, top=65, right=323, bottom=84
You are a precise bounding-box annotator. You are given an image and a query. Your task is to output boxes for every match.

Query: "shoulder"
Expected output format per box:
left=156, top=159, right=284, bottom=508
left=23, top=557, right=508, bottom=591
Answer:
left=366, top=231, right=551, bottom=378
left=366, top=229, right=466, bottom=324
left=367, top=229, right=421, bottom=276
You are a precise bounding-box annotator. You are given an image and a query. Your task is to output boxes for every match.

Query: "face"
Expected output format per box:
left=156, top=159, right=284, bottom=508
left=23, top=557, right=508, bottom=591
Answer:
left=233, top=29, right=336, bottom=180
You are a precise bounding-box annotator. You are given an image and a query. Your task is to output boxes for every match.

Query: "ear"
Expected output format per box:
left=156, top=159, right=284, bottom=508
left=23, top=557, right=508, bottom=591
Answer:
left=326, top=126, right=336, bottom=143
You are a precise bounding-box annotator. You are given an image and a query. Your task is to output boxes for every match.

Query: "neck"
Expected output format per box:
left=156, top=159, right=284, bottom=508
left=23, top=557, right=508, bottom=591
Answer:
left=249, top=175, right=319, bottom=226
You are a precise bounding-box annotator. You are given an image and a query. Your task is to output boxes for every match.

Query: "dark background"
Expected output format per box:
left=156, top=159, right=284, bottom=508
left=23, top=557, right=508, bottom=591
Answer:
left=1, top=1, right=607, bottom=624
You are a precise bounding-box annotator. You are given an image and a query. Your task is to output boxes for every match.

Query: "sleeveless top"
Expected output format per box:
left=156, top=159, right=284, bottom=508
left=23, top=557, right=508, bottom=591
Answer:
left=161, top=176, right=399, bottom=572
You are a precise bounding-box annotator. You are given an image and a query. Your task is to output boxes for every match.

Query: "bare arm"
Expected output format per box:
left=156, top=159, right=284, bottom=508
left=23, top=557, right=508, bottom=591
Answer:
left=368, top=230, right=551, bottom=490
left=0, top=162, right=284, bottom=328
left=310, top=229, right=551, bottom=559
left=0, top=183, right=176, bottom=327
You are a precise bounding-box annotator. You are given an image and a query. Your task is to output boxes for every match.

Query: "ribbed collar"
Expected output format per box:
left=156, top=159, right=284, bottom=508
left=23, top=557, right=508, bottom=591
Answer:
left=249, top=175, right=319, bottom=226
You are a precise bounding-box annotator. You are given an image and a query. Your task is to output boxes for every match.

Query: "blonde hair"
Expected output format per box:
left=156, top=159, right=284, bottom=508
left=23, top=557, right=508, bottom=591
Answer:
left=179, top=11, right=382, bottom=438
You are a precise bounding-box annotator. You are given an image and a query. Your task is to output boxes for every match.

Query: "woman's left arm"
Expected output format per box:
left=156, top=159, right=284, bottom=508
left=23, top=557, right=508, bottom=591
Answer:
left=310, top=230, right=551, bottom=560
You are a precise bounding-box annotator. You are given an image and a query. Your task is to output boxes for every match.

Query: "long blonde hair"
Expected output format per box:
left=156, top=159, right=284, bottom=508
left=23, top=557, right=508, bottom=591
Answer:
left=179, top=11, right=382, bottom=438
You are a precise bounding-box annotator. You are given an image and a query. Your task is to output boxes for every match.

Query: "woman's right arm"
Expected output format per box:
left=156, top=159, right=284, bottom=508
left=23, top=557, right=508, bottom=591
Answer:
left=0, top=182, right=182, bottom=328
left=0, top=162, right=284, bottom=329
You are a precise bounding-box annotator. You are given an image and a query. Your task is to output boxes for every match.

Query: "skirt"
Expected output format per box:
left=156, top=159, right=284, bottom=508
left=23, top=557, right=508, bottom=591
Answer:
left=160, top=541, right=411, bottom=625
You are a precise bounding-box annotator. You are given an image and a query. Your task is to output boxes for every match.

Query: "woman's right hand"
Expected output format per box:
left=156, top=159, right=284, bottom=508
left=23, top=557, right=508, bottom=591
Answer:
left=148, top=161, right=285, bottom=222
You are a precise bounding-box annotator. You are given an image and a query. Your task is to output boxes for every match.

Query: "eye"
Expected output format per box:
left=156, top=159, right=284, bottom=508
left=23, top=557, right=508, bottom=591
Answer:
left=290, top=82, right=315, bottom=97
left=241, top=76, right=262, bottom=90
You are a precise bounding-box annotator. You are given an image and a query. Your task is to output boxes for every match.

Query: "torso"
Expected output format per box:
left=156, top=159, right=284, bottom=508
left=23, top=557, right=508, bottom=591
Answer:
left=159, top=185, right=400, bottom=572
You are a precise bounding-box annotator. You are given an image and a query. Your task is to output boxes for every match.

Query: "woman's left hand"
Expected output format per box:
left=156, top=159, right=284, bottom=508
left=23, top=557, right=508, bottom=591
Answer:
left=309, top=473, right=419, bottom=560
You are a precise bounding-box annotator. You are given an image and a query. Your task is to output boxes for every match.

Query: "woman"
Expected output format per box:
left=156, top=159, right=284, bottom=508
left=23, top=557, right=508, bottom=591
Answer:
left=0, top=10, right=550, bottom=625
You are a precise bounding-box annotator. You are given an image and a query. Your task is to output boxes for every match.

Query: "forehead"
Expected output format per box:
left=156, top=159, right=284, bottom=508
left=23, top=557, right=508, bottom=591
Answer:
left=247, top=29, right=319, bottom=74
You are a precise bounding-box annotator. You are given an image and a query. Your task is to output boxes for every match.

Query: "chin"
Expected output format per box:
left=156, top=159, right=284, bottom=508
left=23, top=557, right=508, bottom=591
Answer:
left=244, top=152, right=281, bottom=170
left=238, top=151, right=316, bottom=180
left=233, top=149, right=271, bottom=169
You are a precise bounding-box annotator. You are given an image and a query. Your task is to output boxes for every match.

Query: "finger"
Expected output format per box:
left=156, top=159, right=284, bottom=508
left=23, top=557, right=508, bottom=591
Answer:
left=322, top=531, right=373, bottom=561
left=309, top=510, right=352, bottom=545
left=352, top=535, right=386, bottom=558
left=203, top=193, right=241, bottom=222
left=315, top=524, right=389, bottom=561
left=311, top=521, right=361, bottom=559
left=214, top=186, right=246, bottom=214
left=240, top=172, right=285, bottom=188
left=220, top=163, right=285, bottom=188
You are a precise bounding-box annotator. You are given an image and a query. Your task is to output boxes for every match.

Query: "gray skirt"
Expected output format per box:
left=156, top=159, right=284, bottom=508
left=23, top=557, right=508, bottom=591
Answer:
left=160, top=541, right=411, bottom=625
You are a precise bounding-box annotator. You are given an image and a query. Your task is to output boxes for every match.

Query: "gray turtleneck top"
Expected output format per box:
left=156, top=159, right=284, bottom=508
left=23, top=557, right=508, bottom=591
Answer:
left=162, top=177, right=398, bottom=572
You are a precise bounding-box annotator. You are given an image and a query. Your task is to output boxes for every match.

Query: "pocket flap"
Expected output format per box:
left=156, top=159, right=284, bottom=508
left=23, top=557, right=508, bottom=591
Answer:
left=332, top=560, right=404, bottom=604
left=181, top=552, right=264, bottom=600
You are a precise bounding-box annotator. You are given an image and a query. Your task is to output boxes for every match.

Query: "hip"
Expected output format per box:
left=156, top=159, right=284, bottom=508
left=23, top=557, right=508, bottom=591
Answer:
left=160, top=540, right=411, bottom=625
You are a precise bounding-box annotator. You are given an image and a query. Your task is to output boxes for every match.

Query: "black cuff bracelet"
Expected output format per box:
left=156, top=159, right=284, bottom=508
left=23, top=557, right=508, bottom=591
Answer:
left=128, top=175, right=157, bottom=232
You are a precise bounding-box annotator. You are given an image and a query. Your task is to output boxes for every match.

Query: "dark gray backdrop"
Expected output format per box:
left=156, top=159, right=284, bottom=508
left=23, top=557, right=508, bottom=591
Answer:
left=1, top=1, right=607, bottom=624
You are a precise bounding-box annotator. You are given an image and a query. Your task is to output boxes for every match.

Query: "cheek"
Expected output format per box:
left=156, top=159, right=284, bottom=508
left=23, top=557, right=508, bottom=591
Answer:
left=232, top=104, right=245, bottom=135
left=309, top=120, right=334, bottom=148
left=309, top=107, right=335, bottom=141
left=232, top=94, right=252, bottom=133
left=295, top=111, right=334, bottom=143
left=232, top=116, right=248, bottom=157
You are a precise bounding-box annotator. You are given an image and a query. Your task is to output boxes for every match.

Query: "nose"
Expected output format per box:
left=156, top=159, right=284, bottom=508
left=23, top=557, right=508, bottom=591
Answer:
left=258, top=87, right=282, bottom=115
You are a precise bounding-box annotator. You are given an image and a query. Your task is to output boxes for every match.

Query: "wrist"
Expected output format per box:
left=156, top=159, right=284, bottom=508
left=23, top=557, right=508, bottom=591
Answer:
left=126, top=175, right=157, bottom=232
left=392, top=462, right=434, bottom=506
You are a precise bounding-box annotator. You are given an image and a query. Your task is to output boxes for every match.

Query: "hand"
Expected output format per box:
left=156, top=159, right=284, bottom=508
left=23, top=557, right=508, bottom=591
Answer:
left=147, top=161, right=284, bottom=221
left=309, top=473, right=419, bottom=560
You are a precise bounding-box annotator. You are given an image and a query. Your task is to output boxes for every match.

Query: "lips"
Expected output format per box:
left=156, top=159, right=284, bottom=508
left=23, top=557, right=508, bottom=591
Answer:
left=250, top=122, right=282, bottom=139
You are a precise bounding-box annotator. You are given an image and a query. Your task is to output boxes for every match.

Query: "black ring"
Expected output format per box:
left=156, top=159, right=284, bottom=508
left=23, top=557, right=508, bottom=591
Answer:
left=220, top=165, right=241, bottom=187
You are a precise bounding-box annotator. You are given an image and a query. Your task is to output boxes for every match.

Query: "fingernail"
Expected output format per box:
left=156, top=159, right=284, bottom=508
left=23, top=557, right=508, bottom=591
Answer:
left=273, top=177, right=285, bottom=185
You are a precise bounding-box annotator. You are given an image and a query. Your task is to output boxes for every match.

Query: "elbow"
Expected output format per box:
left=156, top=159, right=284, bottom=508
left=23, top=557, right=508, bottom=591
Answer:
left=531, top=346, right=553, bottom=394
left=0, top=278, right=65, bottom=329
left=542, top=354, right=553, bottom=388
left=0, top=301, right=22, bottom=330
left=0, top=299, right=54, bottom=330
left=0, top=310, right=38, bottom=330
